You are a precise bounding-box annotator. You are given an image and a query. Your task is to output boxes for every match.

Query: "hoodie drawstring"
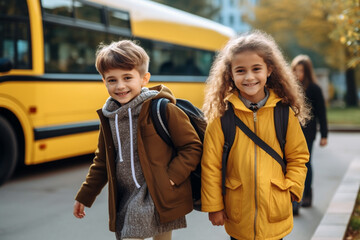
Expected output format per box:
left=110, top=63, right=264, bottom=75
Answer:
left=115, top=110, right=141, bottom=188
left=128, top=108, right=141, bottom=188
left=115, top=113, right=123, bottom=162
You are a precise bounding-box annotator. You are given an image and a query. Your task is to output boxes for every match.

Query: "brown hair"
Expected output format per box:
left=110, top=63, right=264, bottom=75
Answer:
left=291, top=54, right=318, bottom=89
left=95, top=40, right=149, bottom=77
left=202, top=30, right=310, bottom=125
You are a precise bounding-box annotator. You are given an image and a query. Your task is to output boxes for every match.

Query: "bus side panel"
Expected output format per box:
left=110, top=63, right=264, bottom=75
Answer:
left=34, top=131, right=99, bottom=164
left=134, top=21, right=230, bottom=52
left=1, top=79, right=108, bottom=165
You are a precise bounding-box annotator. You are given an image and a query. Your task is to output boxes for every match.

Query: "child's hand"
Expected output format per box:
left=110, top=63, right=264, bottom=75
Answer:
left=291, top=194, right=296, bottom=202
left=320, top=138, right=327, bottom=147
left=209, top=210, right=228, bottom=226
left=73, top=201, right=86, bottom=219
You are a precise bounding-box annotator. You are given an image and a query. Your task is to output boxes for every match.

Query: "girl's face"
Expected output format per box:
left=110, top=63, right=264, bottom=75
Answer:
left=231, top=51, right=271, bottom=103
left=294, top=64, right=305, bottom=82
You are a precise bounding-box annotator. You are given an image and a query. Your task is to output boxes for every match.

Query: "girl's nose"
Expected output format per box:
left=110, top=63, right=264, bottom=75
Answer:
left=245, top=72, right=253, bottom=80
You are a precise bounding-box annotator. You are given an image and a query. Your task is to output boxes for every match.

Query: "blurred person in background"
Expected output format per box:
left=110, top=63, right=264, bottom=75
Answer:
left=291, top=55, right=328, bottom=212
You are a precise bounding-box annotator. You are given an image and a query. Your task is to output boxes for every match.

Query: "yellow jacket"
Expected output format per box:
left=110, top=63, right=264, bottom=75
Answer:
left=201, top=90, right=309, bottom=240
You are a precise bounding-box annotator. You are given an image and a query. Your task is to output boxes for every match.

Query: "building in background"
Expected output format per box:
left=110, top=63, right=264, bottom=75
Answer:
left=212, top=0, right=257, bottom=33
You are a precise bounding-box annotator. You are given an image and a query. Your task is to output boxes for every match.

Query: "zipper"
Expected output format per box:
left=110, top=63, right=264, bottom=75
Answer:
left=253, top=110, right=258, bottom=240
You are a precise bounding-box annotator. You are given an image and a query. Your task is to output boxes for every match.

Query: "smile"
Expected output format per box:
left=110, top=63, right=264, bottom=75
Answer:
left=244, top=82, right=259, bottom=87
left=116, top=91, right=129, bottom=96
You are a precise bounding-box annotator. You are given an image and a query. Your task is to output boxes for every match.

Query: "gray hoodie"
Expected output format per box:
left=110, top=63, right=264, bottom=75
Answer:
left=102, top=87, right=186, bottom=239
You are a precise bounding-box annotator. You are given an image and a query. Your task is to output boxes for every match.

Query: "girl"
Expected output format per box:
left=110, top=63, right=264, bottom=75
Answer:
left=201, top=31, right=310, bottom=240
left=291, top=55, right=328, bottom=208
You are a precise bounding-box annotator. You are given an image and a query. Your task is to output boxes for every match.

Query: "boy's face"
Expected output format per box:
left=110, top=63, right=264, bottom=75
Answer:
left=103, top=68, right=150, bottom=105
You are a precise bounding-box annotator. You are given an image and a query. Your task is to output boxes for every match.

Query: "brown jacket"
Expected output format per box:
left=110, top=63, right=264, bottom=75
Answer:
left=75, top=85, right=202, bottom=232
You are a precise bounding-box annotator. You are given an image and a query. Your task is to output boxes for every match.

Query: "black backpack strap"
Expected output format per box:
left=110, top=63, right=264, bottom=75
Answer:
left=220, top=103, right=236, bottom=195
left=233, top=114, right=287, bottom=175
left=274, top=101, right=289, bottom=163
left=175, top=99, right=206, bottom=142
left=150, top=98, right=173, bottom=147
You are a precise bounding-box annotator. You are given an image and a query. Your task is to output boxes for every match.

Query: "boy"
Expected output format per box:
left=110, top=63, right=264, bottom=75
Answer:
left=73, top=40, right=202, bottom=240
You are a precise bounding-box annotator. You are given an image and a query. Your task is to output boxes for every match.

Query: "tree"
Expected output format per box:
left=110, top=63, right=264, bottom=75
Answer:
left=325, top=0, right=360, bottom=68
left=150, top=0, right=220, bottom=20
left=244, top=0, right=358, bottom=106
left=324, top=0, right=360, bottom=106
left=243, top=0, right=345, bottom=68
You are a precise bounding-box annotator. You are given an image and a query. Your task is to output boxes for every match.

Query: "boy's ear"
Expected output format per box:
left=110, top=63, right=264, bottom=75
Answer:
left=142, top=72, right=151, bottom=86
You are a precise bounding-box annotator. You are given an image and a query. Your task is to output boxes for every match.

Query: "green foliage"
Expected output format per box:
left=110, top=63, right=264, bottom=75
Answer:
left=327, top=107, right=360, bottom=125
left=150, top=0, right=220, bottom=20
left=243, top=0, right=345, bottom=70
left=324, top=0, right=360, bottom=68
left=344, top=187, right=360, bottom=239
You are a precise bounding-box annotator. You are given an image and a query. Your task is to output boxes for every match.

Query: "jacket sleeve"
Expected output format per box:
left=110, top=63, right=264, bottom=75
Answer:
left=200, top=118, right=225, bottom=212
left=285, top=109, right=310, bottom=202
left=313, top=84, right=328, bottom=139
left=165, top=103, right=203, bottom=185
left=75, top=126, right=108, bottom=207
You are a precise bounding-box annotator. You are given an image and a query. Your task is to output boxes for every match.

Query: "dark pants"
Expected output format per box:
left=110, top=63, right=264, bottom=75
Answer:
left=304, top=139, right=314, bottom=198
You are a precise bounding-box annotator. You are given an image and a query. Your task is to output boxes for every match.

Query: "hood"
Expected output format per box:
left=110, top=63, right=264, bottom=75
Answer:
left=148, top=84, right=177, bottom=103
left=102, top=87, right=159, bottom=119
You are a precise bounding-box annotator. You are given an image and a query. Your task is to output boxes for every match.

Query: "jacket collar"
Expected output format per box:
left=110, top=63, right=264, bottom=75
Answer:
left=228, top=88, right=282, bottom=112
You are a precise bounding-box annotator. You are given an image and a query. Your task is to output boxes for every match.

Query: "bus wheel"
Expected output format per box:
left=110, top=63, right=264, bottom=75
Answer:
left=0, top=116, right=18, bottom=186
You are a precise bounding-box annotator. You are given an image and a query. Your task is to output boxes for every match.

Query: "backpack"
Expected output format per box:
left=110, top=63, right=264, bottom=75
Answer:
left=220, top=101, right=289, bottom=195
left=150, top=98, right=206, bottom=211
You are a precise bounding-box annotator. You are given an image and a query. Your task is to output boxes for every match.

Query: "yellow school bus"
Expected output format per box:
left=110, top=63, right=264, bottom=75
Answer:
left=0, top=0, right=235, bottom=185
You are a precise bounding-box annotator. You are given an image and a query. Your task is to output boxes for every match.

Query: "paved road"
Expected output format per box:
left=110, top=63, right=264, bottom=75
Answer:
left=0, top=132, right=359, bottom=240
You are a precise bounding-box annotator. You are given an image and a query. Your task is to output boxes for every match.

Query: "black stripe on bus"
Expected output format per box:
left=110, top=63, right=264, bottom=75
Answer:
left=0, top=74, right=207, bottom=83
left=34, top=121, right=100, bottom=140
left=0, top=74, right=102, bottom=83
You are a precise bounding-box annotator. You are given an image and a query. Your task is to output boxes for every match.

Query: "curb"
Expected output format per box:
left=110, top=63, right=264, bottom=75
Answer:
left=311, top=158, right=360, bottom=240
left=329, top=125, right=360, bottom=132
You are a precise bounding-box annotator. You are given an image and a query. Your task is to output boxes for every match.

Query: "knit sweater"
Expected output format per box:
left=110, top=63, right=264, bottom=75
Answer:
left=102, top=87, right=186, bottom=239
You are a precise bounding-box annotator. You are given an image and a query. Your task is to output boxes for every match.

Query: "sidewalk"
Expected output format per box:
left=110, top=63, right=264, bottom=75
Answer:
left=311, top=158, right=360, bottom=240
left=0, top=133, right=359, bottom=240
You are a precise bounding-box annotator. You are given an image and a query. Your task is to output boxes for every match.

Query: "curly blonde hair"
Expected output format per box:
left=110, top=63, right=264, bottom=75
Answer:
left=202, top=30, right=310, bottom=126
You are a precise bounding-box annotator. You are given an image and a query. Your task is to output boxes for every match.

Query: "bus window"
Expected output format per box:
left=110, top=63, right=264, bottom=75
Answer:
left=108, top=9, right=131, bottom=30
left=139, top=39, right=214, bottom=76
left=0, top=0, right=31, bottom=69
left=0, top=0, right=29, bottom=15
left=74, top=1, right=103, bottom=23
left=42, top=0, right=73, bottom=18
left=44, top=22, right=110, bottom=73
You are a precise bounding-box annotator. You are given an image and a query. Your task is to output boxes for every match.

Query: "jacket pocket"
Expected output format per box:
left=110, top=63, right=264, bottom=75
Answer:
left=154, top=167, right=191, bottom=209
left=224, top=177, right=242, bottom=224
left=268, top=179, right=292, bottom=222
